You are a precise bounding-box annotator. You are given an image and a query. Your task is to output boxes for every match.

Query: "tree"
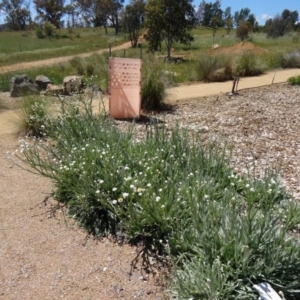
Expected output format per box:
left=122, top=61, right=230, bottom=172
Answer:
left=121, top=0, right=145, bottom=47
left=76, top=0, right=108, bottom=30
left=76, top=0, right=124, bottom=34
left=265, top=9, right=299, bottom=38
left=34, top=0, right=65, bottom=28
left=223, top=6, right=232, bottom=34
left=0, top=0, right=31, bottom=30
left=107, top=0, right=124, bottom=34
left=236, top=22, right=249, bottom=41
left=145, top=0, right=196, bottom=59
left=202, top=2, right=213, bottom=27
left=195, top=0, right=205, bottom=25
left=233, top=8, right=256, bottom=28
left=246, top=14, right=259, bottom=32
left=265, top=15, right=285, bottom=38
left=211, top=0, right=223, bottom=26
left=210, top=16, right=220, bottom=39
left=281, top=9, right=298, bottom=31
left=65, top=0, right=79, bottom=28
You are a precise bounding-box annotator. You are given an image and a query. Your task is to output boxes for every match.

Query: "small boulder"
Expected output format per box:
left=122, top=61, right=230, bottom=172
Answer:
left=63, top=76, right=84, bottom=94
left=43, top=83, right=64, bottom=96
left=35, top=75, right=52, bottom=90
left=10, top=74, right=39, bottom=97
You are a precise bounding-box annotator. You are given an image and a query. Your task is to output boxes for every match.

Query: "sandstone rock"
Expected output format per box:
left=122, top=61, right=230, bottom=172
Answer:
left=10, top=74, right=39, bottom=97
left=63, top=76, right=84, bottom=94
left=43, top=83, right=64, bottom=96
left=35, top=75, right=52, bottom=90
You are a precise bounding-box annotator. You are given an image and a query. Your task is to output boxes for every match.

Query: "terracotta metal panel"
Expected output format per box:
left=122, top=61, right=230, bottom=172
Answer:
left=109, top=57, right=142, bottom=119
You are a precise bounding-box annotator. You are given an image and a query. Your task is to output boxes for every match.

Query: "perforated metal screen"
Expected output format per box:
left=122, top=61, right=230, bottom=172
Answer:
left=109, top=57, right=142, bottom=119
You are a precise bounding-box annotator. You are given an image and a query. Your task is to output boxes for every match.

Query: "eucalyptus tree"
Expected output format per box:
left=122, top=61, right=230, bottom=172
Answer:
left=0, top=0, right=30, bottom=30
left=145, top=0, right=196, bottom=58
left=34, top=0, right=65, bottom=28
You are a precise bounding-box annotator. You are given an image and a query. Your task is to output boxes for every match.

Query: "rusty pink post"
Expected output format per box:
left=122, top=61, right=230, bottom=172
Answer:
left=109, top=57, right=142, bottom=119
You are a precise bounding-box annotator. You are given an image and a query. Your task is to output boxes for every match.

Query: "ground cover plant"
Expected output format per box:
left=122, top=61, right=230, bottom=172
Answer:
left=17, top=95, right=300, bottom=300
left=288, top=75, right=300, bottom=85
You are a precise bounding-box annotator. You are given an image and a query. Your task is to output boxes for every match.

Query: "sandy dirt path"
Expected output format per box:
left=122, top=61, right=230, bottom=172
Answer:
left=167, top=69, right=300, bottom=101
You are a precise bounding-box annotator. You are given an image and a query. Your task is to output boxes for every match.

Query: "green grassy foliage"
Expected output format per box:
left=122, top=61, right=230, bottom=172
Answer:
left=16, top=96, right=51, bottom=136
left=19, top=96, right=300, bottom=299
left=194, top=54, right=233, bottom=82
left=141, top=57, right=170, bottom=110
left=1, top=27, right=300, bottom=94
left=288, top=75, right=300, bottom=85
left=0, top=28, right=125, bottom=67
left=235, top=52, right=264, bottom=76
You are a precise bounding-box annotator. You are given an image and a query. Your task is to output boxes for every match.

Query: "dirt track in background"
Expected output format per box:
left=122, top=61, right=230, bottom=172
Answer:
left=0, top=41, right=132, bottom=74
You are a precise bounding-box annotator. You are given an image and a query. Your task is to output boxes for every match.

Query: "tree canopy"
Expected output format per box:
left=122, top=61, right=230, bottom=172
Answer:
left=0, top=0, right=30, bottom=30
left=145, top=0, right=196, bottom=58
left=33, top=0, right=65, bottom=28
left=121, top=0, right=145, bottom=47
left=265, top=9, right=299, bottom=38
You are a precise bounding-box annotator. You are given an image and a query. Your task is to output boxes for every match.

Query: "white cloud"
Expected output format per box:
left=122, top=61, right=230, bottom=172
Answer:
left=261, top=13, right=272, bottom=20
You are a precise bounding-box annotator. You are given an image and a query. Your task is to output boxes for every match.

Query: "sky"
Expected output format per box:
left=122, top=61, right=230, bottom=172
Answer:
left=0, top=0, right=299, bottom=25
left=194, top=0, right=300, bottom=25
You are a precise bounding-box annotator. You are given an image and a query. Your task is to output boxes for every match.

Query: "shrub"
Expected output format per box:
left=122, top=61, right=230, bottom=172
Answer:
left=43, top=21, right=56, bottom=40
left=82, top=53, right=109, bottom=92
left=16, top=96, right=51, bottom=136
left=262, top=52, right=284, bottom=69
left=35, top=27, right=45, bottom=39
left=69, top=57, right=85, bottom=76
left=288, top=75, right=300, bottom=85
left=281, top=51, right=300, bottom=68
left=86, top=63, right=95, bottom=77
left=235, top=52, right=264, bottom=76
left=236, top=22, right=249, bottom=41
left=194, top=55, right=220, bottom=82
left=194, top=55, right=233, bottom=82
left=141, top=59, right=169, bottom=110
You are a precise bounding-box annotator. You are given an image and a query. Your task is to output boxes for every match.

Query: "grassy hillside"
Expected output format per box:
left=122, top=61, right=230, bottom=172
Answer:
left=1, top=26, right=300, bottom=92
left=0, top=27, right=125, bottom=66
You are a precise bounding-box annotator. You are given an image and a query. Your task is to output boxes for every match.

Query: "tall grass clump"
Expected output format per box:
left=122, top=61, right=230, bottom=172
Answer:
left=0, top=73, right=14, bottom=92
left=281, top=51, right=300, bottom=68
left=16, top=95, right=51, bottom=136
left=69, top=57, right=85, bottom=76
left=261, top=51, right=284, bottom=70
left=288, top=75, right=300, bottom=85
left=235, top=52, right=264, bottom=76
left=19, top=96, right=300, bottom=299
left=194, top=54, right=233, bottom=82
left=141, top=58, right=170, bottom=110
left=194, top=54, right=220, bottom=82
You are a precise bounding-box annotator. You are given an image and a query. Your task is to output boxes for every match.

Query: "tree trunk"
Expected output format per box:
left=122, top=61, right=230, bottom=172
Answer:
left=115, top=14, right=119, bottom=35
